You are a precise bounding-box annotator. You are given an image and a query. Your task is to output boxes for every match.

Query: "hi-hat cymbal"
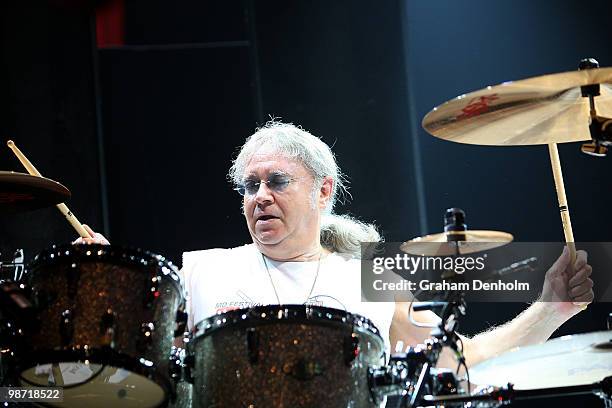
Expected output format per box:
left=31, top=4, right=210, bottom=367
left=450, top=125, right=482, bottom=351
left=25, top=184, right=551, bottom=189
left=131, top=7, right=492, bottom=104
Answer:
left=470, top=331, right=612, bottom=389
left=422, top=67, right=612, bottom=145
left=0, top=171, right=71, bottom=213
left=400, top=230, right=513, bottom=256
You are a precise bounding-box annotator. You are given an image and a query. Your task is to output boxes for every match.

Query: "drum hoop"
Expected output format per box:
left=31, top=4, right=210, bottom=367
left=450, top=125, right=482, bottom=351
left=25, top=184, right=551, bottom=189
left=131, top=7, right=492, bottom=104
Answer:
left=28, top=244, right=182, bottom=293
left=191, top=304, right=384, bottom=350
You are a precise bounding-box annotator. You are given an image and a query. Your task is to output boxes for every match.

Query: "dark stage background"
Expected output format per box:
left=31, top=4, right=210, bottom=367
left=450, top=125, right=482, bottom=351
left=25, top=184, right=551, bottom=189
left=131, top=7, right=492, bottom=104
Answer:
left=1, top=1, right=611, bottom=406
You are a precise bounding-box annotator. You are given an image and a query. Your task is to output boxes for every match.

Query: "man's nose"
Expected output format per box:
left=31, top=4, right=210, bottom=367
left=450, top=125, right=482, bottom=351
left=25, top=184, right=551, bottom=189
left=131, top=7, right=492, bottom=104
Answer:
left=254, top=181, right=273, bottom=204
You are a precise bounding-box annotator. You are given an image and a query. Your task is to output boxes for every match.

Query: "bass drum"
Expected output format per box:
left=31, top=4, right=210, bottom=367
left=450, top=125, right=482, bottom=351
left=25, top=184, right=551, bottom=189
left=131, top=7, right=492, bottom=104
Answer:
left=187, top=305, right=385, bottom=408
left=19, top=244, right=183, bottom=408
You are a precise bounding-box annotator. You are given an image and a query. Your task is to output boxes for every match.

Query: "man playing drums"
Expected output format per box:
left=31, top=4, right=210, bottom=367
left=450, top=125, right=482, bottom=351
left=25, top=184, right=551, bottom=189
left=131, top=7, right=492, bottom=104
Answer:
left=79, top=120, right=594, bottom=369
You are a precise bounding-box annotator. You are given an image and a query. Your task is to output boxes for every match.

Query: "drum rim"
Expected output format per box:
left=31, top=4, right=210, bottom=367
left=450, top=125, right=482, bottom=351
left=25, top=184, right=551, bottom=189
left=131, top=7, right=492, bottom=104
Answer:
left=190, top=304, right=384, bottom=349
left=28, top=244, right=182, bottom=291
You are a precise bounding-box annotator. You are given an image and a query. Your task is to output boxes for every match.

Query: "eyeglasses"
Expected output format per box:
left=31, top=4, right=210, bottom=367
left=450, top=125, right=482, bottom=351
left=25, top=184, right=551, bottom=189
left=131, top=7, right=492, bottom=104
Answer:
left=235, top=173, right=299, bottom=196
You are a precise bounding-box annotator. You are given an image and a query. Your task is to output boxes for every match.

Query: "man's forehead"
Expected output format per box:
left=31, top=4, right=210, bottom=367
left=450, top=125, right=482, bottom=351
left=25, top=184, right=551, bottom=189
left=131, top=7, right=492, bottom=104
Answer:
left=244, top=150, right=306, bottom=175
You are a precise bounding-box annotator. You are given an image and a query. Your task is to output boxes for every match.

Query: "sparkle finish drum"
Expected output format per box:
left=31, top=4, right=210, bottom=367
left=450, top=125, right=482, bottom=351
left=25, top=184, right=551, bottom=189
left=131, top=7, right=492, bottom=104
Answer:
left=20, top=244, right=183, bottom=408
left=187, top=305, right=385, bottom=408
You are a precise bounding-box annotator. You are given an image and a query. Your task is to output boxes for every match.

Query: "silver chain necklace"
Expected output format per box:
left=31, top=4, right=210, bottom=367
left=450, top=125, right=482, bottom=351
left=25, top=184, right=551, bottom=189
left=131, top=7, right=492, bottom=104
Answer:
left=262, top=251, right=322, bottom=305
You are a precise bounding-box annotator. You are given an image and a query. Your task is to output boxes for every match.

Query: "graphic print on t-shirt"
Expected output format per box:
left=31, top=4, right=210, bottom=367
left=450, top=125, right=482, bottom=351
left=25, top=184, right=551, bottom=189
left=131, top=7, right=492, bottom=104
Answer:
left=213, top=290, right=344, bottom=314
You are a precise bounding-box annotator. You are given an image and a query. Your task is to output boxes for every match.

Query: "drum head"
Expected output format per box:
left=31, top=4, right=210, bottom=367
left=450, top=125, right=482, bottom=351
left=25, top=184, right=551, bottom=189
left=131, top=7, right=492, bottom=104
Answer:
left=20, top=363, right=165, bottom=408
left=470, top=331, right=612, bottom=389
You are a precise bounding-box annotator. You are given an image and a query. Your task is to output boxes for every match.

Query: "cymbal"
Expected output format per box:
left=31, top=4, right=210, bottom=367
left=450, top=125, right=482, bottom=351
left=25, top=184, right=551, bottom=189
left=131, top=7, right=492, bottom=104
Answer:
left=470, top=331, right=612, bottom=389
left=422, top=67, right=612, bottom=145
left=400, top=230, right=513, bottom=256
left=0, top=171, right=71, bottom=213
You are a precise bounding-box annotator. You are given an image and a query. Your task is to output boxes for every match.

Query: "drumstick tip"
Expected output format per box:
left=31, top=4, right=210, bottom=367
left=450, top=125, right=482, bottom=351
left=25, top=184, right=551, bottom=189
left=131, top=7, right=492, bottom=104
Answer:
left=7, top=140, right=14, bottom=148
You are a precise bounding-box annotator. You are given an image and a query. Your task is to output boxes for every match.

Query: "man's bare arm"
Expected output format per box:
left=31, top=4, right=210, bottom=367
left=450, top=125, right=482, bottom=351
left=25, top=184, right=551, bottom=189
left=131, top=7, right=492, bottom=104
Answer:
left=391, top=248, right=593, bottom=368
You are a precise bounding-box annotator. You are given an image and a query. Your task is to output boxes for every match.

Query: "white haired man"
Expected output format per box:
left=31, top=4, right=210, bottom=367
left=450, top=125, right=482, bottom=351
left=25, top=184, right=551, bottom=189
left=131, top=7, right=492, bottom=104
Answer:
left=80, top=120, right=594, bottom=370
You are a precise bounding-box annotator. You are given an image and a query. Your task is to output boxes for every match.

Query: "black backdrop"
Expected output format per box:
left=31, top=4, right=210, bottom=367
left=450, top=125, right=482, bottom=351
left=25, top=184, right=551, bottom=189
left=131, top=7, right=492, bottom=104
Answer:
left=2, top=1, right=612, bottom=406
left=0, top=1, right=105, bottom=264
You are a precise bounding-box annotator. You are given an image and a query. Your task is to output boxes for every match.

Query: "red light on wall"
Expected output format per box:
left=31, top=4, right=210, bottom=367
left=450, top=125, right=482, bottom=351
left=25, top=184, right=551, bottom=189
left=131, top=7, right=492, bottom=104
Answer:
left=95, top=0, right=125, bottom=47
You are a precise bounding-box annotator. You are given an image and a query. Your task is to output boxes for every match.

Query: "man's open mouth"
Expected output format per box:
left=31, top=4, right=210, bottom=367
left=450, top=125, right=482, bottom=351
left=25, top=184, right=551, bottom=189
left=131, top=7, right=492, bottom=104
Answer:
left=257, top=215, right=278, bottom=221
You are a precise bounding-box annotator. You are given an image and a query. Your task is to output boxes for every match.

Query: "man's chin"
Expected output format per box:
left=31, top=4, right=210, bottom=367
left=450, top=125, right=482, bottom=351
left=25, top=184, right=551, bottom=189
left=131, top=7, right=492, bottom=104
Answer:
left=253, top=232, right=283, bottom=246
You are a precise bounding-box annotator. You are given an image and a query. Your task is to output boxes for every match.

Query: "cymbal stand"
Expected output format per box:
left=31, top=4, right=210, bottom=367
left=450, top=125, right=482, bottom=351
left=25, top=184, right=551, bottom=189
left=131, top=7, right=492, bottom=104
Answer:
left=368, top=293, right=468, bottom=407
left=400, top=280, right=467, bottom=407
left=401, top=208, right=470, bottom=406
left=579, top=58, right=612, bottom=157
left=369, top=208, right=471, bottom=406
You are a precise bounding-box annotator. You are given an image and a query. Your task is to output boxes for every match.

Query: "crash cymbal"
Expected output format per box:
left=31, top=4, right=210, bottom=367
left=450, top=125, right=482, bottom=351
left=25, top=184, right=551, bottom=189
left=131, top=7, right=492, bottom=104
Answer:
left=422, top=67, right=612, bottom=145
left=400, top=230, right=513, bottom=256
left=0, top=171, right=71, bottom=213
left=470, top=331, right=612, bottom=389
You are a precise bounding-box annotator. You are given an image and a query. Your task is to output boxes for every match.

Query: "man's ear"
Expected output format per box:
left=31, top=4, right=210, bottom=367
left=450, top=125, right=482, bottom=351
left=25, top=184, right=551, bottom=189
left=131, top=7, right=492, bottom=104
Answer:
left=318, top=177, right=333, bottom=209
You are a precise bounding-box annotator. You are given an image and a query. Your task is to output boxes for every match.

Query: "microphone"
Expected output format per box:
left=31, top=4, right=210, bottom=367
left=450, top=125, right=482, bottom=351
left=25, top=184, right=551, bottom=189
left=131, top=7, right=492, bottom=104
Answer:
left=412, top=301, right=448, bottom=312
left=484, top=257, right=537, bottom=281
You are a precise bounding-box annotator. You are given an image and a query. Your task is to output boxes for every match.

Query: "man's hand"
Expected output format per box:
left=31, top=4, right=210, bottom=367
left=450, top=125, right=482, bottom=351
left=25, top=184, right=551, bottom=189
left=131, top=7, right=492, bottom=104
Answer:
left=540, top=246, right=594, bottom=317
left=72, top=224, right=111, bottom=245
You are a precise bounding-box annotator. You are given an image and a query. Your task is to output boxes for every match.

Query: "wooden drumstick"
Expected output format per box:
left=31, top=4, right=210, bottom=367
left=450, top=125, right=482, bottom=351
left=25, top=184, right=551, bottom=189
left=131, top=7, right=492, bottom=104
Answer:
left=6, top=140, right=93, bottom=239
left=548, top=143, right=588, bottom=308
left=547, top=143, right=576, bottom=265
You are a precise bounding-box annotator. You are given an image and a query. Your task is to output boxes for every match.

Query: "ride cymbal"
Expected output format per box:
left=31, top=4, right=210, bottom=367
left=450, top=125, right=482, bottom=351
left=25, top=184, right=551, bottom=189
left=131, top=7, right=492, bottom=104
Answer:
left=400, top=230, right=513, bottom=256
left=423, top=67, right=612, bottom=145
left=0, top=171, right=71, bottom=213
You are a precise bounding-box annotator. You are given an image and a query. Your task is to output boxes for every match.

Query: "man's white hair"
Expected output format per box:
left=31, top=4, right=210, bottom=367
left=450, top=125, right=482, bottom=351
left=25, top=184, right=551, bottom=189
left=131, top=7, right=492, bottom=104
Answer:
left=229, top=120, right=381, bottom=256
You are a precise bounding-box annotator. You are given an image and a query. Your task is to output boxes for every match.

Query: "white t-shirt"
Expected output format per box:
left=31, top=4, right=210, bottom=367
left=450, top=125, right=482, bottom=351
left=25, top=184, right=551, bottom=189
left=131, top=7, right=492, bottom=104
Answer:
left=181, top=243, right=394, bottom=351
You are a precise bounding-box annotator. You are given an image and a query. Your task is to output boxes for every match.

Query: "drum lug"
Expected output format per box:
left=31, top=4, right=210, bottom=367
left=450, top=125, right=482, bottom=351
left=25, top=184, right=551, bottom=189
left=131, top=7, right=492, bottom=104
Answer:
left=145, top=275, right=161, bottom=308
left=286, top=358, right=323, bottom=381
left=343, top=333, right=360, bottom=366
left=183, top=354, right=195, bottom=384
left=137, top=322, right=155, bottom=350
left=100, top=308, right=117, bottom=347
left=59, top=309, right=74, bottom=347
left=33, top=288, right=55, bottom=310
left=168, top=346, right=183, bottom=383
left=174, top=302, right=188, bottom=338
left=246, top=327, right=259, bottom=364
left=66, top=266, right=80, bottom=300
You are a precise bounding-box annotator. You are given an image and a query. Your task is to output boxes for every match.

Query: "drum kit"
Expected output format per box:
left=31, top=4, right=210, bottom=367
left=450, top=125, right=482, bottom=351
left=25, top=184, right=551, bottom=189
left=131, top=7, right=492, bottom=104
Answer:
left=0, top=58, right=611, bottom=407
